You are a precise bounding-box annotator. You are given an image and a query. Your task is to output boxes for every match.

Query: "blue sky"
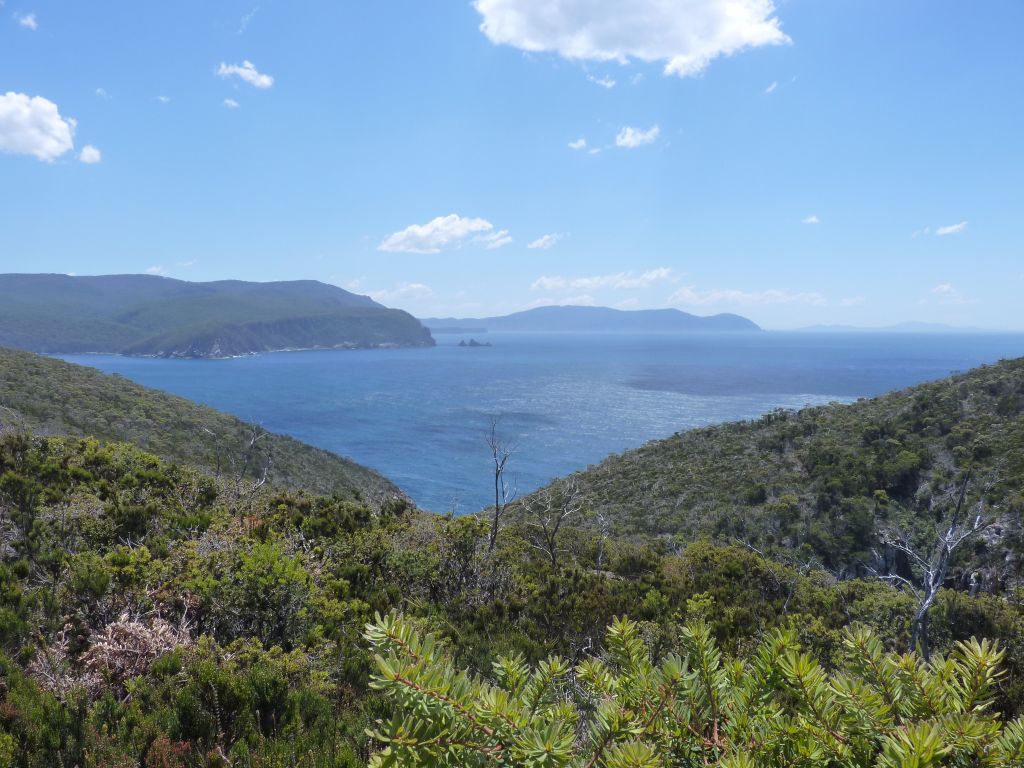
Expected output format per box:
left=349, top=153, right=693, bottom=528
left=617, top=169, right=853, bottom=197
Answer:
left=1, top=0, right=1022, bottom=329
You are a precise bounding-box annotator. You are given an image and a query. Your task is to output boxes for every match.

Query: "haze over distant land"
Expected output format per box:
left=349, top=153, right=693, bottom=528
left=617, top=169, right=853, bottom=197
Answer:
left=420, top=305, right=760, bottom=333
left=795, top=321, right=1004, bottom=334
left=0, top=274, right=434, bottom=358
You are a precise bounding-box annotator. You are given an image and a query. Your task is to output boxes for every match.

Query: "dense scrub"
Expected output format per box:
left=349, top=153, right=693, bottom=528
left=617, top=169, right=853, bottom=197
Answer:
left=0, top=346, right=400, bottom=501
left=1, top=432, right=1023, bottom=765
left=532, top=357, right=1024, bottom=583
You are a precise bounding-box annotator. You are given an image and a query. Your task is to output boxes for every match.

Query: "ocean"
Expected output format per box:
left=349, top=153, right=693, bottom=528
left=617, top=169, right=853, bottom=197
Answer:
left=61, top=331, right=1024, bottom=511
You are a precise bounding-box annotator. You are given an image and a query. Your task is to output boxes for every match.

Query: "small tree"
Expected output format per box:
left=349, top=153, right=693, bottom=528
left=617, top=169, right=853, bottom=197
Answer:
left=875, top=470, right=992, bottom=659
left=485, top=418, right=516, bottom=552
left=521, top=477, right=584, bottom=569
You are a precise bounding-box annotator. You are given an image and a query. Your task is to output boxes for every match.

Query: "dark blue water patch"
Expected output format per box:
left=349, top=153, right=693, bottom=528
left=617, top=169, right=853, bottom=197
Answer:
left=59, top=331, right=1024, bottom=512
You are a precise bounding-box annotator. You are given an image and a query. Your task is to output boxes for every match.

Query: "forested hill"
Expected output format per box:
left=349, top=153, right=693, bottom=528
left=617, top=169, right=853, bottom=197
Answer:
left=0, top=346, right=401, bottom=502
left=528, top=356, right=1024, bottom=580
left=0, top=274, right=434, bottom=357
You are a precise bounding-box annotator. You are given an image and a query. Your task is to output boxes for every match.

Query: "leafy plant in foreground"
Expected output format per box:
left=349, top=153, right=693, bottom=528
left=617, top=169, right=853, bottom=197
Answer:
left=364, top=612, right=1024, bottom=767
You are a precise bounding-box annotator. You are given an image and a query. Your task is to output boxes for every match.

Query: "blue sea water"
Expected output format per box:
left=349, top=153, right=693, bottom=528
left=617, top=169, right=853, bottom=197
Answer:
left=61, top=332, right=1024, bottom=512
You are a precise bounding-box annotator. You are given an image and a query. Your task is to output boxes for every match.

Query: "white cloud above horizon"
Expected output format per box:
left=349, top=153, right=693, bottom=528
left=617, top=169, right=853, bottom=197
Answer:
left=369, top=282, right=435, bottom=303
left=615, top=124, right=659, bottom=148
left=78, top=145, right=101, bottom=164
left=16, top=12, right=37, bottom=30
left=532, top=267, right=674, bottom=292
left=929, top=283, right=966, bottom=305
left=802, top=214, right=820, bottom=224
left=568, top=137, right=587, bottom=150
left=765, top=81, right=778, bottom=94
left=528, top=233, right=562, bottom=250
left=477, top=229, right=513, bottom=250
left=473, top=0, right=790, bottom=78
left=670, top=285, right=826, bottom=307
left=936, top=221, right=968, bottom=236
left=379, top=214, right=499, bottom=254
left=587, top=74, right=616, bottom=88
left=0, top=92, right=75, bottom=162
left=217, top=60, right=274, bottom=89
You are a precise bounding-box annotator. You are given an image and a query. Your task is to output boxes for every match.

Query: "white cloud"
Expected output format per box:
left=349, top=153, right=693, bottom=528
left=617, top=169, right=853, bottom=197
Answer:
left=157, top=95, right=171, bottom=104
left=95, top=87, right=110, bottom=99
left=532, top=267, right=674, bottom=292
left=369, top=282, right=435, bottom=303
left=936, top=221, right=967, bottom=236
left=568, top=137, right=587, bottom=150
left=224, top=98, right=240, bottom=109
left=145, top=266, right=166, bottom=275
left=0, top=92, right=75, bottom=162
left=379, top=214, right=497, bottom=254
left=16, top=12, right=37, bottom=30
left=839, top=296, right=865, bottom=307
left=528, top=233, right=562, bottom=250
left=930, top=283, right=965, bottom=304
left=528, top=294, right=596, bottom=308
left=588, top=147, right=601, bottom=155
left=176, top=260, right=197, bottom=268
left=477, top=229, right=513, bottom=250
left=587, top=74, right=616, bottom=88
left=217, top=60, right=274, bottom=89
left=615, top=124, right=659, bottom=148
left=802, top=214, right=820, bottom=225
left=765, top=81, right=778, bottom=94
left=670, top=285, right=826, bottom=307
left=78, top=145, right=101, bottom=164
left=474, top=0, right=790, bottom=78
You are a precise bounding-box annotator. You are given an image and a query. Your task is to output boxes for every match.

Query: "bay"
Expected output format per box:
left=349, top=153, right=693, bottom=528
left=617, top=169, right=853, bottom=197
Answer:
left=61, top=331, right=1024, bottom=511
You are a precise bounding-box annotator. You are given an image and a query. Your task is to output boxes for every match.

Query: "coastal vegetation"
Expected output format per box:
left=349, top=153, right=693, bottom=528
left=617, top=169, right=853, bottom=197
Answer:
left=0, top=349, right=1023, bottom=765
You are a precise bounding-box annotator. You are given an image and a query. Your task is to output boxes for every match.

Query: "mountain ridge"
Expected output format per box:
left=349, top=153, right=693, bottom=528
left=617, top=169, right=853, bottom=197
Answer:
left=421, top=305, right=761, bottom=333
left=0, top=274, right=434, bottom=358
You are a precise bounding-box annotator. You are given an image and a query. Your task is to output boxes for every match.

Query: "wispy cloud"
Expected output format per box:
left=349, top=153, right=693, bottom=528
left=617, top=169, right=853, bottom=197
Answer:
left=532, top=268, right=674, bottom=292
left=145, top=266, right=166, bottom=275
left=95, top=87, right=111, bottom=99
left=477, top=229, right=513, bottom=250
left=157, top=95, right=171, bottom=104
left=568, top=137, right=587, bottom=150
left=764, top=81, right=778, bottom=94
left=587, top=74, right=616, bottom=88
left=936, top=221, right=967, bottom=236
left=379, top=214, right=498, bottom=254
left=670, top=285, right=826, bottom=307
left=528, top=233, right=562, bottom=250
left=369, top=282, right=435, bottom=303
left=238, top=6, right=259, bottom=34
left=802, top=214, right=820, bottom=225
left=15, top=12, right=37, bottom=30
left=929, top=283, right=966, bottom=304
left=223, top=98, right=240, bottom=109
left=615, top=124, right=660, bottom=148
left=217, top=60, right=274, bottom=89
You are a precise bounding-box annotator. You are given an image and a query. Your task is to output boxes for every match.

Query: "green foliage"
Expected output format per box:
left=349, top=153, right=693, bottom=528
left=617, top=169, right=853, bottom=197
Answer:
left=524, top=357, right=1024, bottom=580
left=0, top=346, right=400, bottom=500
left=365, top=612, right=1024, bottom=767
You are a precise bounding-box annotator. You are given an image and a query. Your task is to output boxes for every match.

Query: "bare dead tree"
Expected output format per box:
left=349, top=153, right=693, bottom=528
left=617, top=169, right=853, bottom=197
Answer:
left=485, top=417, right=516, bottom=552
left=521, top=477, right=585, bottom=569
left=873, top=470, right=991, bottom=659
left=593, top=508, right=611, bottom=571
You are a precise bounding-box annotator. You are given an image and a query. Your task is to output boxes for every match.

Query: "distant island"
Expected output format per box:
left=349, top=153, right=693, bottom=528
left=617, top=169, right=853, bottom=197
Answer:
left=0, top=274, right=434, bottom=358
left=457, top=338, right=492, bottom=347
left=421, top=305, right=760, bottom=333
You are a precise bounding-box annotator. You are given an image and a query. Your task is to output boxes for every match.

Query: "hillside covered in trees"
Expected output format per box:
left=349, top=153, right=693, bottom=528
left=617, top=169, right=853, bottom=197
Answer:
left=530, top=357, right=1024, bottom=585
left=0, top=274, right=434, bottom=357
left=0, top=347, right=400, bottom=502
left=1, top=352, right=1024, bottom=765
